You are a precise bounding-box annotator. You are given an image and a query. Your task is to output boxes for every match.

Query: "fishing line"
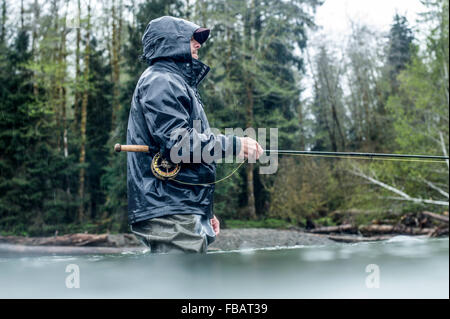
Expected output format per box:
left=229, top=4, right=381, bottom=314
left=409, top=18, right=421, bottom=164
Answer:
left=173, top=160, right=247, bottom=186
left=266, top=149, right=449, bottom=161
left=267, top=151, right=447, bottom=164
left=172, top=149, right=448, bottom=186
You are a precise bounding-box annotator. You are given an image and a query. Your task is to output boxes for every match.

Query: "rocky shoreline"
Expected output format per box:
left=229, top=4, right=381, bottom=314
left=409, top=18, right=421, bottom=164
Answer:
left=0, top=228, right=335, bottom=255
left=1, top=211, right=447, bottom=255
left=208, top=228, right=335, bottom=251
left=2, top=226, right=447, bottom=256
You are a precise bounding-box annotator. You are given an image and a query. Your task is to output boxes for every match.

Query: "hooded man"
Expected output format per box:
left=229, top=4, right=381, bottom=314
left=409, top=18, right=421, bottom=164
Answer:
left=127, top=16, right=263, bottom=253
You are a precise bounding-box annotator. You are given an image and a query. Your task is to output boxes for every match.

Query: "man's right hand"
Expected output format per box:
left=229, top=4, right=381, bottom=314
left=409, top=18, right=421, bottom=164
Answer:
left=238, top=137, right=264, bottom=160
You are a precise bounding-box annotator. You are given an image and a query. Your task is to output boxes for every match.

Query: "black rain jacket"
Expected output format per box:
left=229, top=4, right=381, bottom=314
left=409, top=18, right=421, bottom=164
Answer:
left=126, top=16, right=240, bottom=225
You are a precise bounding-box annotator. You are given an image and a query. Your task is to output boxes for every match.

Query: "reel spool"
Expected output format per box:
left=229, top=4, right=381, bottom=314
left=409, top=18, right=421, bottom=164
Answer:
left=150, top=152, right=181, bottom=180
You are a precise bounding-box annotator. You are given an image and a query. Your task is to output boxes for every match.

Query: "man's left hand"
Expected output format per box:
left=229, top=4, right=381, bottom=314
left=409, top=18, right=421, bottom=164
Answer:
left=210, top=215, right=220, bottom=235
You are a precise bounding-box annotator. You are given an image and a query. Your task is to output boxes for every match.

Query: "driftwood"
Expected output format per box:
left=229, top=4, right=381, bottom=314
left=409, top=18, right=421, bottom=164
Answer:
left=0, top=244, right=144, bottom=257
left=327, top=235, right=393, bottom=243
left=430, top=227, right=449, bottom=237
left=309, top=224, right=357, bottom=234
left=422, top=211, right=449, bottom=224
left=0, top=233, right=141, bottom=247
left=309, top=211, right=449, bottom=238
left=358, top=225, right=435, bottom=236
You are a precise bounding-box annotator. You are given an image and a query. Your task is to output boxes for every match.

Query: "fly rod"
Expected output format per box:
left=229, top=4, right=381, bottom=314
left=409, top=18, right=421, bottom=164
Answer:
left=265, top=149, right=449, bottom=161
left=115, top=144, right=448, bottom=161
left=114, top=144, right=448, bottom=184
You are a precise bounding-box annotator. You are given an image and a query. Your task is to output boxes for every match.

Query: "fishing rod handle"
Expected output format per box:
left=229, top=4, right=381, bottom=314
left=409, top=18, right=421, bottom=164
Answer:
left=114, top=144, right=149, bottom=153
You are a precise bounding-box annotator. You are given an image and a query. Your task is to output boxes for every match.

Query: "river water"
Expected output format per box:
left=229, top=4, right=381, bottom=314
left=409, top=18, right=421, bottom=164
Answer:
left=0, top=236, right=448, bottom=298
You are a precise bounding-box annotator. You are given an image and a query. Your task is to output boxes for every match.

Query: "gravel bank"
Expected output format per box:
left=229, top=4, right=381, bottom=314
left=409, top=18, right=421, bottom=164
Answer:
left=0, top=228, right=334, bottom=255
left=208, top=228, right=334, bottom=251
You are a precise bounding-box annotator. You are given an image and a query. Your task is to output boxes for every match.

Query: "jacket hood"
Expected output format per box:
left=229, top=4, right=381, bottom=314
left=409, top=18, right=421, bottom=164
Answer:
left=142, top=16, right=211, bottom=87
left=142, top=16, right=200, bottom=64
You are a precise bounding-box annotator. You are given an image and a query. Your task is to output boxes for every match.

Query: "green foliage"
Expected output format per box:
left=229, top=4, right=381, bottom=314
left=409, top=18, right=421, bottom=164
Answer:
left=223, top=218, right=293, bottom=229
left=379, top=0, right=449, bottom=211
left=386, top=13, right=414, bottom=93
left=314, top=216, right=336, bottom=227
left=267, top=157, right=342, bottom=224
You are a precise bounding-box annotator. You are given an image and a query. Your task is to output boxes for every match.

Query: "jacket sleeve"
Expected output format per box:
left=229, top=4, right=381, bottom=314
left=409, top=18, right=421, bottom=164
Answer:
left=139, top=75, right=241, bottom=162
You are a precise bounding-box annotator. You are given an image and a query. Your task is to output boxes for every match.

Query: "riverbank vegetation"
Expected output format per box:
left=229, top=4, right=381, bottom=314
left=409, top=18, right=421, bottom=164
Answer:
left=0, top=0, right=448, bottom=236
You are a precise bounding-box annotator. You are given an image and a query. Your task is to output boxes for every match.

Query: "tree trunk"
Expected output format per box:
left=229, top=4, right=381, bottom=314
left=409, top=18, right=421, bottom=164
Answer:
left=78, top=1, right=91, bottom=223
left=20, top=0, right=24, bottom=30
left=31, top=0, right=39, bottom=97
left=51, top=0, right=61, bottom=152
left=323, top=66, right=345, bottom=150
left=297, top=103, right=305, bottom=150
left=245, top=79, right=256, bottom=220
left=60, top=1, right=69, bottom=194
left=323, top=104, right=337, bottom=152
left=327, top=235, right=393, bottom=243
left=0, top=0, right=6, bottom=44
left=359, top=224, right=435, bottom=236
left=244, top=1, right=257, bottom=220
left=422, top=211, right=449, bottom=224
left=309, top=224, right=358, bottom=234
left=74, top=0, right=81, bottom=131
left=110, top=0, right=122, bottom=126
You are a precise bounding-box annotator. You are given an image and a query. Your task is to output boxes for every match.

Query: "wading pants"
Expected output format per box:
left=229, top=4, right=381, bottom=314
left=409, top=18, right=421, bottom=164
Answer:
left=130, top=214, right=216, bottom=254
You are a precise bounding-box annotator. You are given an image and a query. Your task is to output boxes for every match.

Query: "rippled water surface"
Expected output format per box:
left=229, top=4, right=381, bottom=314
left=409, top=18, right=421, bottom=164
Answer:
left=0, top=236, right=448, bottom=298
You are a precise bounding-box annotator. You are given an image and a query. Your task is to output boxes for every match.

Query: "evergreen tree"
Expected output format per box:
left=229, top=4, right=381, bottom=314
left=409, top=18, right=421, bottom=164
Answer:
left=197, top=0, right=321, bottom=220
left=310, top=46, right=346, bottom=152
left=85, top=37, right=113, bottom=222
left=0, top=22, right=77, bottom=235
left=386, top=14, right=414, bottom=94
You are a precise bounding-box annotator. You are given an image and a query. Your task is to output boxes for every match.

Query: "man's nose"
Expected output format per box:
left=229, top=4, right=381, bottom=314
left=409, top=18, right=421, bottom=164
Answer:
left=195, top=42, right=201, bottom=49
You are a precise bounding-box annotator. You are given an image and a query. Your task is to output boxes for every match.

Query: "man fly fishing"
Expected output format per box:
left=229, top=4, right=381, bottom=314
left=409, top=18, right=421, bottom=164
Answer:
left=126, top=16, right=263, bottom=253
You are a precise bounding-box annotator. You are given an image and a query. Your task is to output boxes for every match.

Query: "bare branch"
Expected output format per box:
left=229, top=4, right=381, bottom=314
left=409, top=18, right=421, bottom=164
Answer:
left=384, top=196, right=448, bottom=206
left=420, top=177, right=449, bottom=199
left=350, top=165, right=449, bottom=207
left=350, top=166, right=411, bottom=199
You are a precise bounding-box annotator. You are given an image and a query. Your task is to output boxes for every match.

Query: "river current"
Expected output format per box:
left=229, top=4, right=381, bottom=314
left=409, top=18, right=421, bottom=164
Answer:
left=0, top=236, right=448, bottom=298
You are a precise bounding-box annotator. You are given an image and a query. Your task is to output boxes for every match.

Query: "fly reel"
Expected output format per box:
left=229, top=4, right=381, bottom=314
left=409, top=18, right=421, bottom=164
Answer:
left=150, top=152, right=181, bottom=180
left=114, top=144, right=181, bottom=181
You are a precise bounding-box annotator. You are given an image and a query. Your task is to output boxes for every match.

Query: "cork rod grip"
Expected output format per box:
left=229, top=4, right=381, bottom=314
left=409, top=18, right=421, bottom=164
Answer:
left=114, top=144, right=149, bottom=153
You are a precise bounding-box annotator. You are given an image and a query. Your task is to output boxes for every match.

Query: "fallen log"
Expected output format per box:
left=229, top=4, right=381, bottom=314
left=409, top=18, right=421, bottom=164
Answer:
left=0, top=233, right=141, bottom=247
left=0, top=244, right=144, bottom=257
left=429, top=227, right=449, bottom=237
left=39, top=234, right=109, bottom=246
left=0, top=233, right=108, bottom=246
left=327, top=235, right=393, bottom=243
left=309, top=224, right=357, bottom=234
left=422, top=211, right=449, bottom=224
left=359, top=225, right=435, bottom=236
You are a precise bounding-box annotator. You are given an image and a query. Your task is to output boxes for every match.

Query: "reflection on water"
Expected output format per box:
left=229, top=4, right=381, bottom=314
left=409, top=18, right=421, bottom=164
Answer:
left=0, top=236, right=448, bottom=298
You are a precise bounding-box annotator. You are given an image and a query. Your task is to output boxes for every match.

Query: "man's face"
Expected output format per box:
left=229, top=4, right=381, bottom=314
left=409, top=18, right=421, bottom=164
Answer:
left=190, top=37, right=201, bottom=60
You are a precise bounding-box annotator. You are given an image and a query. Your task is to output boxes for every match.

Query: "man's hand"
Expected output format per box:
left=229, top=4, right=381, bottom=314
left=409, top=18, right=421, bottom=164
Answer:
left=210, top=215, right=220, bottom=235
left=238, top=137, right=264, bottom=160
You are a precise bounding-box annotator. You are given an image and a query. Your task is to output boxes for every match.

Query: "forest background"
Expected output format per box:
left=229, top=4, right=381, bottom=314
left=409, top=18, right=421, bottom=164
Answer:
left=0, top=0, right=448, bottom=236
